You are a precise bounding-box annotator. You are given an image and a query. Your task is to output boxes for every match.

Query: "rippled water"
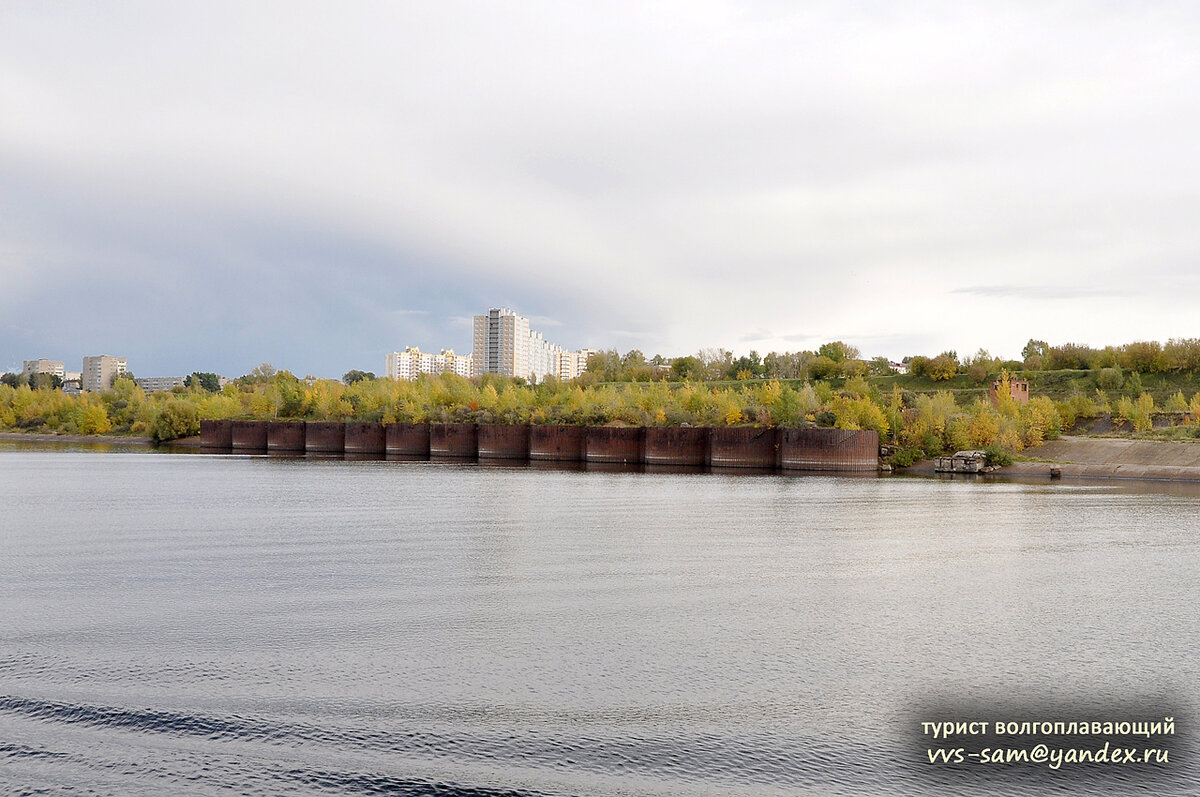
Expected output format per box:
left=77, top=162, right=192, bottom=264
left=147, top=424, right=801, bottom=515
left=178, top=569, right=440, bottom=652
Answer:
left=1, top=446, right=1196, bottom=795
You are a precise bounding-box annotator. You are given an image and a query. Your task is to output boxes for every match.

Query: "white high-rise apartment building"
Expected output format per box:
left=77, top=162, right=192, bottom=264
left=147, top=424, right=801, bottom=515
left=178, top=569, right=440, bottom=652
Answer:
left=82, top=355, right=127, bottom=392
left=472, top=308, right=530, bottom=379
left=386, top=347, right=473, bottom=381
left=472, top=308, right=596, bottom=382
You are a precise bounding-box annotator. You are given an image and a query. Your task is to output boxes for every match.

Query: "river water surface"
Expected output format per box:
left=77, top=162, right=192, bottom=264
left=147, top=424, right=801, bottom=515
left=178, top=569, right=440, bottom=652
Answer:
left=0, top=446, right=1195, bottom=795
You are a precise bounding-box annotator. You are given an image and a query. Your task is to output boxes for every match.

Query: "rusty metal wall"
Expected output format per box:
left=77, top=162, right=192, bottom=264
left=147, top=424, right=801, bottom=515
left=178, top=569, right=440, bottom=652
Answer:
left=585, top=426, right=645, bottom=464
left=644, top=426, right=710, bottom=465
left=266, top=421, right=306, bottom=452
left=778, top=428, right=879, bottom=471
left=709, top=427, right=779, bottom=469
left=304, top=421, right=345, bottom=453
left=219, top=420, right=877, bottom=474
left=230, top=420, right=267, bottom=451
left=344, top=422, right=386, bottom=454
left=477, top=424, right=530, bottom=459
left=528, top=425, right=587, bottom=460
left=385, top=423, right=430, bottom=456
left=430, top=423, right=478, bottom=458
left=199, top=419, right=233, bottom=448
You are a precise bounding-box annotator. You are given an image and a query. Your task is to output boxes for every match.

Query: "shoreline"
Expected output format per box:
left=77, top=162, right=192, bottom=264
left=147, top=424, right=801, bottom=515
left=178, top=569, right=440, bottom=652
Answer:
left=0, top=432, right=154, bottom=445
left=904, top=435, right=1200, bottom=484
left=8, top=429, right=1200, bottom=486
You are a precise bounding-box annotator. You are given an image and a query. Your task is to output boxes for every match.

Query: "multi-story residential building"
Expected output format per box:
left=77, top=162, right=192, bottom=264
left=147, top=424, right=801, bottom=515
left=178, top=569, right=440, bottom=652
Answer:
left=135, top=376, right=187, bottom=393
left=473, top=308, right=530, bottom=379
left=385, top=347, right=473, bottom=381
left=82, top=355, right=127, bottom=392
left=472, top=308, right=595, bottom=382
left=22, top=359, right=65, bottom=379
left=557, top=348, right=598, bottom=380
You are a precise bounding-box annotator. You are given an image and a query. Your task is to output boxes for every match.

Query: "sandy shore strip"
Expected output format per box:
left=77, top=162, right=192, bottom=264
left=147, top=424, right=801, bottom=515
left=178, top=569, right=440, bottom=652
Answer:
left=903, top=436, right=1200, bottom=483
left=0, top=432, right=154, bottom=445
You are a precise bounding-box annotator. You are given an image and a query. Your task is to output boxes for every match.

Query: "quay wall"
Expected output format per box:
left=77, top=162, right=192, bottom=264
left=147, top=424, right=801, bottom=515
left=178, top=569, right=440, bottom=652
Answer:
left=229, top=420, right=267, bottom=451
left=709, top=427, right=779, bottom=469
left=344, top=422, right=386, bottom=454
left=200, top=420, right=880, bottom=473
left=200, top=419, right=233, bottom=448
left=266, top=421, right=306, bottom=452
left=779, top=428, right=880, bottom=472
left=644, top=427, right=710, bottom=466
left=386, top=422, right=430, bottom=456
left=478, top=424, right=530, bottom=459
left=585, top=426, right=645, bottom=464
left=529, top=425, right=586, bottom=461
left=304, top=421, right=346, bottom=453
left=430, top=423, right=478, bottom=458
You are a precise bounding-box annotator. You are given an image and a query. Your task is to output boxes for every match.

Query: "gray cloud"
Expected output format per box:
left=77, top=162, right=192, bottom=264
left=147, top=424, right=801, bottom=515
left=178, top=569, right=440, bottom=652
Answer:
left=4, top=1, right=1200, bottom=374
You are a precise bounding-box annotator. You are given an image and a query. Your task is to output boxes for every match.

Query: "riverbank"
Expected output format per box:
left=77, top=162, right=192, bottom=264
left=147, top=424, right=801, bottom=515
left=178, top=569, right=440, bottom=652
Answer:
left=905, top=435, right=1200, bottom=483
left=0, top=432, right=153, bottom=445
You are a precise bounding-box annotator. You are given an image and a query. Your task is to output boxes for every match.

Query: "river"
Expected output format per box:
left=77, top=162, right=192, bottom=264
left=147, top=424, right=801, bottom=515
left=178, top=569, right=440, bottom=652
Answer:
left=0, top=445, right=1194, bottom=795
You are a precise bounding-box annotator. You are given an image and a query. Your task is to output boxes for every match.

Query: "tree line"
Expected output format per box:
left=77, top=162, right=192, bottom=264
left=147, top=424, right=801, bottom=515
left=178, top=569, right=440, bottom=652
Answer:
left=579, top=337, right=1200, bottom=384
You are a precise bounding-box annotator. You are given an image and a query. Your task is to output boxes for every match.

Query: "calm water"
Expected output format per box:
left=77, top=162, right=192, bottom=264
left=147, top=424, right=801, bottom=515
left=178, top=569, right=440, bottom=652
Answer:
left=0, top=445, right=1195, bottom=796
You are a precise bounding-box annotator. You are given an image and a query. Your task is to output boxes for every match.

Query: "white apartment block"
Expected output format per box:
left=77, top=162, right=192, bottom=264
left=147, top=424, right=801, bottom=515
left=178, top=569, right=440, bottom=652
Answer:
left=82, top=355, right=127, bottom=392
left=472, top=308, right=596, bottom=382
left=473, top=308, right=530, bottom=379
left=23, top=359, right=65, bottom=379
left=386, top=347, right=473, bottom=381
left=558, top=348, right=599, bottom=380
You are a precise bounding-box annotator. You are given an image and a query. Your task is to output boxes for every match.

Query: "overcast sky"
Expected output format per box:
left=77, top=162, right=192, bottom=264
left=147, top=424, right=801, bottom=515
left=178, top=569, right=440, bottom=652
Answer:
left=3, top=1, right=1200, bottom=377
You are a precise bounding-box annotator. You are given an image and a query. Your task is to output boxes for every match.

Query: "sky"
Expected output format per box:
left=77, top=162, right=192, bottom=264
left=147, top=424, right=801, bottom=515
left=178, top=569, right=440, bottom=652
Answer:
left=3, top=1, right=1200, bottom=378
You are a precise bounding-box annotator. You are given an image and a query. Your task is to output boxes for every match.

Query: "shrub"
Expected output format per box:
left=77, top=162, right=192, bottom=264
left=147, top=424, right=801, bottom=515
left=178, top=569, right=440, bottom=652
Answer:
left=888, top=447, right=924, bottom=468
left=150, top=400, right=199, bottom=442
left=1095, top=367, right=1123, bottom=390
left=983, top=443, right=1013, bottom=467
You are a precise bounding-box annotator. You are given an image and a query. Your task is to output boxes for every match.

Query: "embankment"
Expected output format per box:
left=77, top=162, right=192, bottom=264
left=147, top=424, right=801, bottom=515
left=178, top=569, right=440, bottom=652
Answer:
left=198, top=420, right=880, bottom=473
left=999, top=436, right=1200, bottom=482
left=902, top=435, right=1200, bottom=483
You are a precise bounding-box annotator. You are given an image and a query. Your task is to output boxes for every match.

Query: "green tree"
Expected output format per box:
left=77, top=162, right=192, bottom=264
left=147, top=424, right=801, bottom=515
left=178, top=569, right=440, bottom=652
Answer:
left=151, top=399, right=200, bottom=442
left=621, top=350, right=647, bottom=369
left=185, top=372, right=222, bottom=392
left=1022, top=339, right=1049, bottom=360
left=818, top=341, right=860, bottom=363
left=342, top=370, right=376, bottom=385
left=670, top=356, right=703, bottom=380
left=866, top=356, right=894, bottom=376
left=926, top=354, right=958, bottom=381
left=730, top=350, right=764, bottom=379
left=28, top=372, right=63, bottom=390
left=241, top=363, right=278, bottom=384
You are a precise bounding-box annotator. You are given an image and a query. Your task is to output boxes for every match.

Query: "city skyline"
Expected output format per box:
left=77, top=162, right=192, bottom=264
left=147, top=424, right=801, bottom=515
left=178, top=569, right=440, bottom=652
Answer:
left=5, top=4, right=1200, bottom=377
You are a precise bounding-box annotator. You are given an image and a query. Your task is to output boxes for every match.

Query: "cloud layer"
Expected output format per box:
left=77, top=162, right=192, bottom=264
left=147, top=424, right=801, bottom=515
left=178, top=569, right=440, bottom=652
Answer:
left=4, top=2, right=1200, bottom=376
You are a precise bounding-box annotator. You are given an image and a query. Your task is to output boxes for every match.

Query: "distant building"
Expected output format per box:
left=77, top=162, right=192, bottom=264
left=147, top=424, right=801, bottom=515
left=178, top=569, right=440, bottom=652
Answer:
left=989, top=378, right=1030, bottom=406
left=473, top=308, right=530, bottom=379
left=385, top=347, right=473, bottom=381
left=557, top=348, right=598, bottom=381
left=890, top=361, right=909, bottom=375
left=136, top=376, right=187, bottom=393
left=23, top=359, right=65, bottom=379
left=472, top=307, right=595, bottom=382
left=82, top=355, right=127, bottom=392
